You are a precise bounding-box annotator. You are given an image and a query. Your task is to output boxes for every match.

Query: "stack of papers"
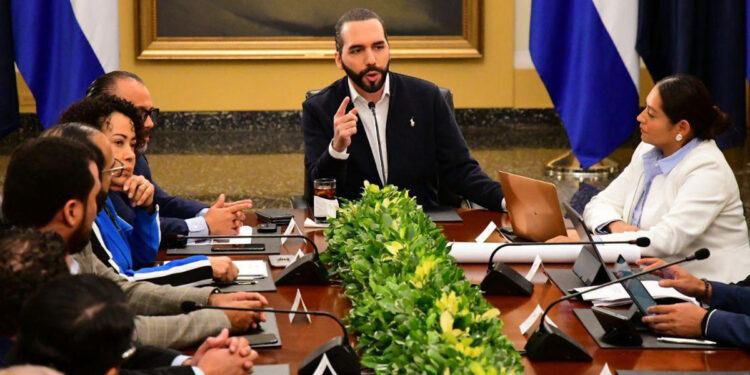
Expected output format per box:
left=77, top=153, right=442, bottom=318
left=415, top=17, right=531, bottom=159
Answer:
left=572, top=280, right=697, bottom=307
left=234, top=260, right=268, bottom=280
left=304, top=218, right=329, bottom=228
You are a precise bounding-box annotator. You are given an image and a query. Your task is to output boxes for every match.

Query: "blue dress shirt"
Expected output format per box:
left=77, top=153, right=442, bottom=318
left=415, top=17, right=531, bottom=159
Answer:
left=629, top=138, right=700, bottom=227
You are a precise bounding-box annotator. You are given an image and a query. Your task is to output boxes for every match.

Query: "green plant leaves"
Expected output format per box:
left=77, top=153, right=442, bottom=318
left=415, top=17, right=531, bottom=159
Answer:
left=323, top=183, right=523, bottom=374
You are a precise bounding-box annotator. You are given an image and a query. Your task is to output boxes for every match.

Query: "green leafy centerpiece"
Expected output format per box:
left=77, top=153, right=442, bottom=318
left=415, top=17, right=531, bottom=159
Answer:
left=322, top=182, right=523, bottom=374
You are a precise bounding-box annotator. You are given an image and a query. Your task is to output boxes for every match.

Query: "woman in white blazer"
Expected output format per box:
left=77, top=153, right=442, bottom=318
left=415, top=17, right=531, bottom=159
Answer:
left=582, top=75, right=750, bottom=283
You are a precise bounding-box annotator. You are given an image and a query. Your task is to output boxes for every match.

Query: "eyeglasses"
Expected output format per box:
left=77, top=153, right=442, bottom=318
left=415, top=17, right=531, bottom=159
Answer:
left=102, top=158, right=125, bottom=177
left=138, top=107, right=159, bottom=125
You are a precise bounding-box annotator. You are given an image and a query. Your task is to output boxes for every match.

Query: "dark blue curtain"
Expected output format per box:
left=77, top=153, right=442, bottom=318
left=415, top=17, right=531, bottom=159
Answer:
left=636, top=0, right=746, bottom=148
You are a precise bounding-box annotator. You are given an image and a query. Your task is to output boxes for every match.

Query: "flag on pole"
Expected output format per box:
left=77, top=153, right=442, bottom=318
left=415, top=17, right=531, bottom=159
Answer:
left=11, top=0, right=119, bottom=128
left=530, top=0, right=640, bottom=168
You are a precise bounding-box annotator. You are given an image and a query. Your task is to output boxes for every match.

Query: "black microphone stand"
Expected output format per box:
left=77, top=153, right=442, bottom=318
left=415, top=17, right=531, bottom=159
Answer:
left=524, top=249, right=710, bottom=361
left=172, top=233, right=328, bottom=286
left=480, top=238, right=649, bottom=296
left=183, top=302, right=359, bottom=375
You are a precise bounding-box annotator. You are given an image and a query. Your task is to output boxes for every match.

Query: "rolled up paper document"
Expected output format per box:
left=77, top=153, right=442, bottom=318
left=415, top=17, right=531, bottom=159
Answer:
left=447, top=242, right=641, bottom=263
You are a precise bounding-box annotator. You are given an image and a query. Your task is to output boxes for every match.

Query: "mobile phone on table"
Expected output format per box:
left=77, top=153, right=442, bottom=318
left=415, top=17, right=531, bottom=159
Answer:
left=246, top=333, right=278, bottom=346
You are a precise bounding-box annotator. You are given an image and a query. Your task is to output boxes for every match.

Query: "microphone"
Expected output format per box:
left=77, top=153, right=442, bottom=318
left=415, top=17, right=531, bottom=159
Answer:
left=524, top=248, right=710, bottom=362
left=164, top=233, right=328, bottom=286
left=368, top=101, right=387, bottom=185
left=480, top=237, right=651, bottom=296
left=181, top=302, right=359, bottom=375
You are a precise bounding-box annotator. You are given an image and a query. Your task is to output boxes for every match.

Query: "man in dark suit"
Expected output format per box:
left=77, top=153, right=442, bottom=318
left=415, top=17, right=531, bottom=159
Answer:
left=302, top=8, right=503, bottom=210
left=85, top=71, right=251, bottom=237
left=638, top=257, right=750, bottom=350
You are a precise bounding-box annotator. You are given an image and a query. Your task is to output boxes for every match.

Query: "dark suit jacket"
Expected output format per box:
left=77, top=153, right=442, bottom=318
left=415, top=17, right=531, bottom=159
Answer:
left=4, top=341, right=193, bottom=375
left=110, top=153, right=208, bottom=236
left=704, top=281, right=750, bottom=351
left=302, top=72, right=503, bottom=210
left=120, top=344, right=194, bottom=375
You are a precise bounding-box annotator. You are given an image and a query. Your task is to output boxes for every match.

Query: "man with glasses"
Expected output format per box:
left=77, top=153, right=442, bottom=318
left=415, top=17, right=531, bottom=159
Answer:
left=86, top=71, right=251, bottom=238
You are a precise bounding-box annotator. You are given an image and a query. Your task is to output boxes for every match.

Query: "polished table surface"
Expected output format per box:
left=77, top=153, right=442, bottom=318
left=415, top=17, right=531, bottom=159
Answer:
left=161, top=209, right=750, bottom=374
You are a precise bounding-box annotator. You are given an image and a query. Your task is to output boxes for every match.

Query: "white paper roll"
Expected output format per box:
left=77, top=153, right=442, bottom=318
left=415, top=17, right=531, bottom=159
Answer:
left=447, top=242, right=641, bottom=264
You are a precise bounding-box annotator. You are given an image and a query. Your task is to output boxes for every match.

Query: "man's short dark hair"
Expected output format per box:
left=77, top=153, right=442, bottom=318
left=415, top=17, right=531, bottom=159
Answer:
left=42, top=123, right=105, bottom=172
left=2, top=137, right=97, bottom=228
left=0, top=227, right=69, bottom=337
left=86, top=70, right=143, bottom=98
left=7, top=274, right=134, bottom=375
left=58, top=95, right=146, bottom=149
left=335, top=8, right=388, bottom=54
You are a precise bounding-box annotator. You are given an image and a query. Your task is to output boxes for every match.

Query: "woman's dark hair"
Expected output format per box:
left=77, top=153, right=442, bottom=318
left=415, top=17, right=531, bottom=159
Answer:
left=7, top=274, right=134, bottom=375
left=0, top=227, right=69, bottom=337
left=2, top=137, right=97, bottom=228
left=86, top=71, right=143, bottom=98
left=42, top=123, right=105, bottom=172
left=58, top=95, right=145, bottom=148
left=656, top=74, right=731, bottom=140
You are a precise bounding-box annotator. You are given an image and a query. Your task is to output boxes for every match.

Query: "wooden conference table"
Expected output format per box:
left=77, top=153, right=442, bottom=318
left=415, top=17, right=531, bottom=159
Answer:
left=160, top=209, right=750, bottom=374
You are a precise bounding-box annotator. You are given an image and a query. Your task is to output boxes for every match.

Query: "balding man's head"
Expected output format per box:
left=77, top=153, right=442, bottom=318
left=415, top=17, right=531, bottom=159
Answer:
left=87, top=71, right=156, bottom=147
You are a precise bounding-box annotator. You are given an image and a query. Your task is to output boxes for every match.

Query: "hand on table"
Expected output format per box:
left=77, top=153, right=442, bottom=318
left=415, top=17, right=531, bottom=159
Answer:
left=642, top=303, right=707, bottom=338
left=637, top=258, right=707, bottom=299
left=190, top=328, right=257, bottom=372
left=209, top=256, right=239, bottom=281
left=208, top=292, right=270, bottom=331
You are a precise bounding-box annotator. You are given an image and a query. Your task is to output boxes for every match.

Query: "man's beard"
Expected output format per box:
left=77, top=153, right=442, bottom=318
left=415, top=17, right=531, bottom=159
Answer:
left=96, top=189, right=108, bottom=213
left=342, top=60, right=390, bottom=94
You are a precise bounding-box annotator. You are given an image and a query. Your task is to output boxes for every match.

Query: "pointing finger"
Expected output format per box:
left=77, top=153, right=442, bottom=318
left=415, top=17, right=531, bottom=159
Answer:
left=336, top=97, right=350, bottom=117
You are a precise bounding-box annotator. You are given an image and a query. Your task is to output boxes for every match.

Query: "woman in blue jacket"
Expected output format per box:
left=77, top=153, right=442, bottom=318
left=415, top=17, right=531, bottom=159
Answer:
left=58, top=98, right=238, bottom=286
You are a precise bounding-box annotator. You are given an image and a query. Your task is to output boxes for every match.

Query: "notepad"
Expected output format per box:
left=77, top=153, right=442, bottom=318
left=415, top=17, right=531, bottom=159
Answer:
left=572, top=280, right=697, bottom=307
left=234, top=260, right=268, bottom=280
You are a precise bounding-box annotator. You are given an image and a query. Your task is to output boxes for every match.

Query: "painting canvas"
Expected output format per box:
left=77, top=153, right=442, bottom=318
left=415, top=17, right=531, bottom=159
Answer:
left=138, top=0, right=481, bottom=59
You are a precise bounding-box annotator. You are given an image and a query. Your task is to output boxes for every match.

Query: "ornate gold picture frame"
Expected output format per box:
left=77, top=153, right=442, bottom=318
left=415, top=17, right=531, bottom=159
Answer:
left=137, top=0, right=481, bottom=60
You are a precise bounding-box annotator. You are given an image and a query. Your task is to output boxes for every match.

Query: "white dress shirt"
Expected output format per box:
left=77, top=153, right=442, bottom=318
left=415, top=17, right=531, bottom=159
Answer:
left=328, top=74, right=391, bottom=185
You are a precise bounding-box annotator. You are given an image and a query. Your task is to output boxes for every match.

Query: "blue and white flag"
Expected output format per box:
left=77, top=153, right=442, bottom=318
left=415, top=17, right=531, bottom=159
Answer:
left=530, top=0, right=639, bottom=168
left=11, top=0, right=119, bottom=128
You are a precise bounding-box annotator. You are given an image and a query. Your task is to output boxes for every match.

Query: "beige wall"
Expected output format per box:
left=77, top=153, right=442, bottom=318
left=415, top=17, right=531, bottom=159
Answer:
left=17, top=0, right=651, bottom=113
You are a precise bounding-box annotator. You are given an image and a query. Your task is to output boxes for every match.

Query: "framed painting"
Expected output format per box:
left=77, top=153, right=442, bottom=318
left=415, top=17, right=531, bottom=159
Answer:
left=137, top=0, right=481, bottom=60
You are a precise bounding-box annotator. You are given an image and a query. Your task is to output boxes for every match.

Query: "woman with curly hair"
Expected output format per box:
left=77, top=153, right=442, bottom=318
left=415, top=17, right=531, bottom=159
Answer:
left=57, top=99, right=238, bottom=286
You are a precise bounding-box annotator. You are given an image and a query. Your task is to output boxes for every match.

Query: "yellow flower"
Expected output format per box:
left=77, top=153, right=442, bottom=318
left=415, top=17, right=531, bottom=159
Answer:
left=385, top=241, right=403, bottom=257
left=436, top=291, right=459, bottom=315
left=440, top=311, right=464, bottom=343
left=469, top=362, right=485, bottom=375
left=367, top=182, right=380, bottom=193
left=475, top=308, right=500, bottom=323
left=440, top=311, right=454, bottom=334
left=410, top=257, right=438, bottom=289
left=456, top=342, right=482, bottom=358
